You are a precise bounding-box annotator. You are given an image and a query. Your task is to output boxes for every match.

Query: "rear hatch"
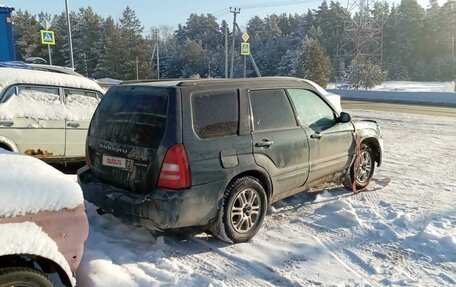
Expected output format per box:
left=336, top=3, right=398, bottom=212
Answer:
left=87, top=85, right=176, bottom=193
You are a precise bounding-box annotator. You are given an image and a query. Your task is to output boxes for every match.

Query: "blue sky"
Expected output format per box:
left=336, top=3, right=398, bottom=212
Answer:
left=4, top=0, right=323, bottom=29
left=3, top=0, right=436, bottom=31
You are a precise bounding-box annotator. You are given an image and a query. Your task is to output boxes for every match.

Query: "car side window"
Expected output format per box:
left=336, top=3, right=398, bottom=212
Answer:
left=192, top=90, right=239, bottom=139
left=64, top=89, right=100, bottom=103
left=17, top=86, right=61, bottom=103
left=287, top=89, right=336, bottom=131
left=64, top=89, right=101, bottom=121
left=0, top=86, right=18, bottom=103
left=250, top=89, right=297, bottom=131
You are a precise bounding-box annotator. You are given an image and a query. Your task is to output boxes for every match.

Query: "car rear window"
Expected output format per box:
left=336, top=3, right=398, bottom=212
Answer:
left=192, top=90, right=239, bottom=139
left=89, top=86, right=169, bottom=148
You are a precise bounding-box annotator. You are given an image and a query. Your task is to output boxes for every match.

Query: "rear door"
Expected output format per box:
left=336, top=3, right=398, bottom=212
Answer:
left=182, top=88, right=252, bottom=186
left=287, top=89, right=354, bottom=183
left=63, top=88, right=102, bottom=158
left=87, top=85, right=174, bottom=193
left=249, top=89, right=310, bottom=200
left=0, top=85, right=65, bottom=158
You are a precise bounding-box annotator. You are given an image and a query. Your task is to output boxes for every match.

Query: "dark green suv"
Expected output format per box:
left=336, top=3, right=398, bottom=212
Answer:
left=78, top=77, right=382, bottom=243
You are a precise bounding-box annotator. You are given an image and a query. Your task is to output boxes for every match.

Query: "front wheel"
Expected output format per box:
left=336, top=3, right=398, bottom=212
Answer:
left=343, top=143, right=375, bottom=190
left=209, top=176, right=267, bottom=243
left=0, top=267, right=54, bottom=287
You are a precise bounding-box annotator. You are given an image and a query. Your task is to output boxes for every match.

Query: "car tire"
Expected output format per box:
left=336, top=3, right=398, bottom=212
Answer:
left=0, top=267, right=54, bottom=287
left=343, top=143, right=375, bottom=190
left=209, top=176, right=267, bottom=243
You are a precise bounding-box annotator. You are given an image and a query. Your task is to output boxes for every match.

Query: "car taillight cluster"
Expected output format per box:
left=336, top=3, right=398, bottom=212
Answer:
left=157, top=144, right=191, bottom=190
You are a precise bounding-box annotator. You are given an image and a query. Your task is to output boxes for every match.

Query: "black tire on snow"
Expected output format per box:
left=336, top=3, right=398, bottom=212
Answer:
left=0, top=267, right=54, bottom=287
left=343, top=143, right=375, bottom=190
left=209, top=176, right=267, bottom=244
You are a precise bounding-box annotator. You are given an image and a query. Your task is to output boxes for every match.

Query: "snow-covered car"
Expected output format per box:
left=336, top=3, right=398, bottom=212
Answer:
left=0, top=148, right=89, bottom=286
left=0, top=67, right=105, bottom=162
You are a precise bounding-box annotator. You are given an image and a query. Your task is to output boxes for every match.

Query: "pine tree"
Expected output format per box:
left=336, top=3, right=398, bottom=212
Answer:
left=13, top=10, right=42, bottom=60
left=117, top=6, right=153, bottom=80
left=94, top=16, right=123, bottom=79
left=71, top=7, right=104, bottom=77
left=347, top=54, right=386, bottom=89
left=295, top=37, right=331, bottom=88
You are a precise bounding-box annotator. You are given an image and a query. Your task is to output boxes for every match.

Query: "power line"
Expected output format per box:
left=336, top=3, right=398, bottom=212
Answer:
left=212, top=0, right=320, bottom=17
left=239, top=0, right=321, bottom=10
left=423, top=10, right=456, bottom=22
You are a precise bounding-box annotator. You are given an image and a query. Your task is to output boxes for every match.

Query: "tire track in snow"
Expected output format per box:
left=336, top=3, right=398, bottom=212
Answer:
left=187, top=236, right=305, bottom=287
left=165, top=235, right=278, bottom=287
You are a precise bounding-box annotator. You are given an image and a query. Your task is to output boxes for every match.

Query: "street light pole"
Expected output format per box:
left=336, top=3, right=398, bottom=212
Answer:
left=65, top=0, right=74, bottom=68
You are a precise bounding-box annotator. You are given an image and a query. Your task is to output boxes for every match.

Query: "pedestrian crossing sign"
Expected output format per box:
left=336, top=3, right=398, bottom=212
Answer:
left=240, top=42, right=250, bottom=56
left=41, top=30, right=55, bottom=45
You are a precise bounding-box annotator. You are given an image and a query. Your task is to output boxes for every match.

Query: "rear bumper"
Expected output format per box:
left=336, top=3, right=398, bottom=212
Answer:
left=77, top=166, right=224, bottom=231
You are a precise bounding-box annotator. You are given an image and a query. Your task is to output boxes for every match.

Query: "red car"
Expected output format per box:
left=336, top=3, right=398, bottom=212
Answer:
left=0, top=149, right=89, bottom=287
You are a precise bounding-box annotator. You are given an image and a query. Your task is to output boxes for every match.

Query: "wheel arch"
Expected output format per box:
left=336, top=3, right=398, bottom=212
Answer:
left=0, top=254, right=73, bottom=287
left=361, top=137, right=382, bottom=167
left=227, top=169, right=273, bottom=204
left=0, top=136, right=19, bottom=152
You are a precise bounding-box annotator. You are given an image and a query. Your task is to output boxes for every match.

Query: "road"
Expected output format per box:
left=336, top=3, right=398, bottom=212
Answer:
left=342, top=100, right=456, bottom=117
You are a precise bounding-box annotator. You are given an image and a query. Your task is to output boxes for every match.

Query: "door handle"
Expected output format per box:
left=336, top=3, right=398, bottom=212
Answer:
left=67, top=122, right=80, bottom=128
left=0, top=121, right=14, bottom=127
left=256, top=139, right=274, bottom=148
left=310, top=133, right=322, bottom=139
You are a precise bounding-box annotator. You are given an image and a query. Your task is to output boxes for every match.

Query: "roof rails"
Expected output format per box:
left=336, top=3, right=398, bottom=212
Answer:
left=120, top=78, right=188, bottom=85
left=119, top=76, right=305, bottom=87
left=176, top=76, right=302, bottom=86
left=0, top=61, right=31, bottom=69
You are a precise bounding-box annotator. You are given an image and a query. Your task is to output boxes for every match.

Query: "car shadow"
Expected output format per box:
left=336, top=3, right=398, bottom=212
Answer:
left=49, top=162, right=85, bottom=174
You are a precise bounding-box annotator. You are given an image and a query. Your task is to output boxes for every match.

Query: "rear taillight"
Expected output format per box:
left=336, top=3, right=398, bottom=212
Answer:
left=157, top=144, right=191, bottom=190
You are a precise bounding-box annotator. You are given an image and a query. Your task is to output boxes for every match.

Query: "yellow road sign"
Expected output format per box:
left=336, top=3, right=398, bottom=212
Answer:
left=240, top=42, right=250, bottom=56
left=41, top=30, right=55, bottom=45
left=242, top=32, right=250, bottom=42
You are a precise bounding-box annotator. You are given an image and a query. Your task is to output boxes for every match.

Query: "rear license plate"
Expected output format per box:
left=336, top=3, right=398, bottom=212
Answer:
left=102, top=155, right=127, bottom=169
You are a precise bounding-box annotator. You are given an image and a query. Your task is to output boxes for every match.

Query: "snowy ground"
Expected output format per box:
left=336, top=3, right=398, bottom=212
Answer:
left=75, top=109, right=456, bottom=287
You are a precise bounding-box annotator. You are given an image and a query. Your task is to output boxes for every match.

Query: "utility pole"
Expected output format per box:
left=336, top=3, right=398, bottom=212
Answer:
left=48, top=44, right=52, bottom=65
left=452, top=1, right=455, bottom=58
left=235, top=23, right=261, bottom=77
left=156, top=29, right=160, bottom=79
left=229, top=7, right=240, bottom=78
left=224, top=24, right=228, bottom=78
left=135, top=56, right=139, bottom=80
left=65, top=0, right=74, bottom=68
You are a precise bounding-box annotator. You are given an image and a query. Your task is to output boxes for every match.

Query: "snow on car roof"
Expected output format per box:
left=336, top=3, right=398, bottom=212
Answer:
left=0, top=149, right=84, bottom=217
left=0, top=68, right=105, bottom=94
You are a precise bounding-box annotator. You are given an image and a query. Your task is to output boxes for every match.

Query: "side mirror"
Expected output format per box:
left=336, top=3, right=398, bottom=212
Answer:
left=338, top=112, right=351, bottom=123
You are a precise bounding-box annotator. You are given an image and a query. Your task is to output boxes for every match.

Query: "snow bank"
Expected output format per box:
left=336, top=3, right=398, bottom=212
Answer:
left=0, top=89, right=100, bottom=120
left=328, top=81, right=455, bottom=93
left=402, top=216, right=456, bottom=262
left=77, top=203, right=226, bottom=287
left=329, top=88, right=456, bottom=106
left=0, top=222, right=75, bottom=285
left=0, top=68, right=104, bottom=94
left=0, top=149, right=83, bottom=217
left=314, top=199, right=363, bottom=229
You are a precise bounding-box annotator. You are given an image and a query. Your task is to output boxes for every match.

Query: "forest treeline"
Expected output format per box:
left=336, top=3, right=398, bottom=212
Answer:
left=12, top=0, right=456, bottom=82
